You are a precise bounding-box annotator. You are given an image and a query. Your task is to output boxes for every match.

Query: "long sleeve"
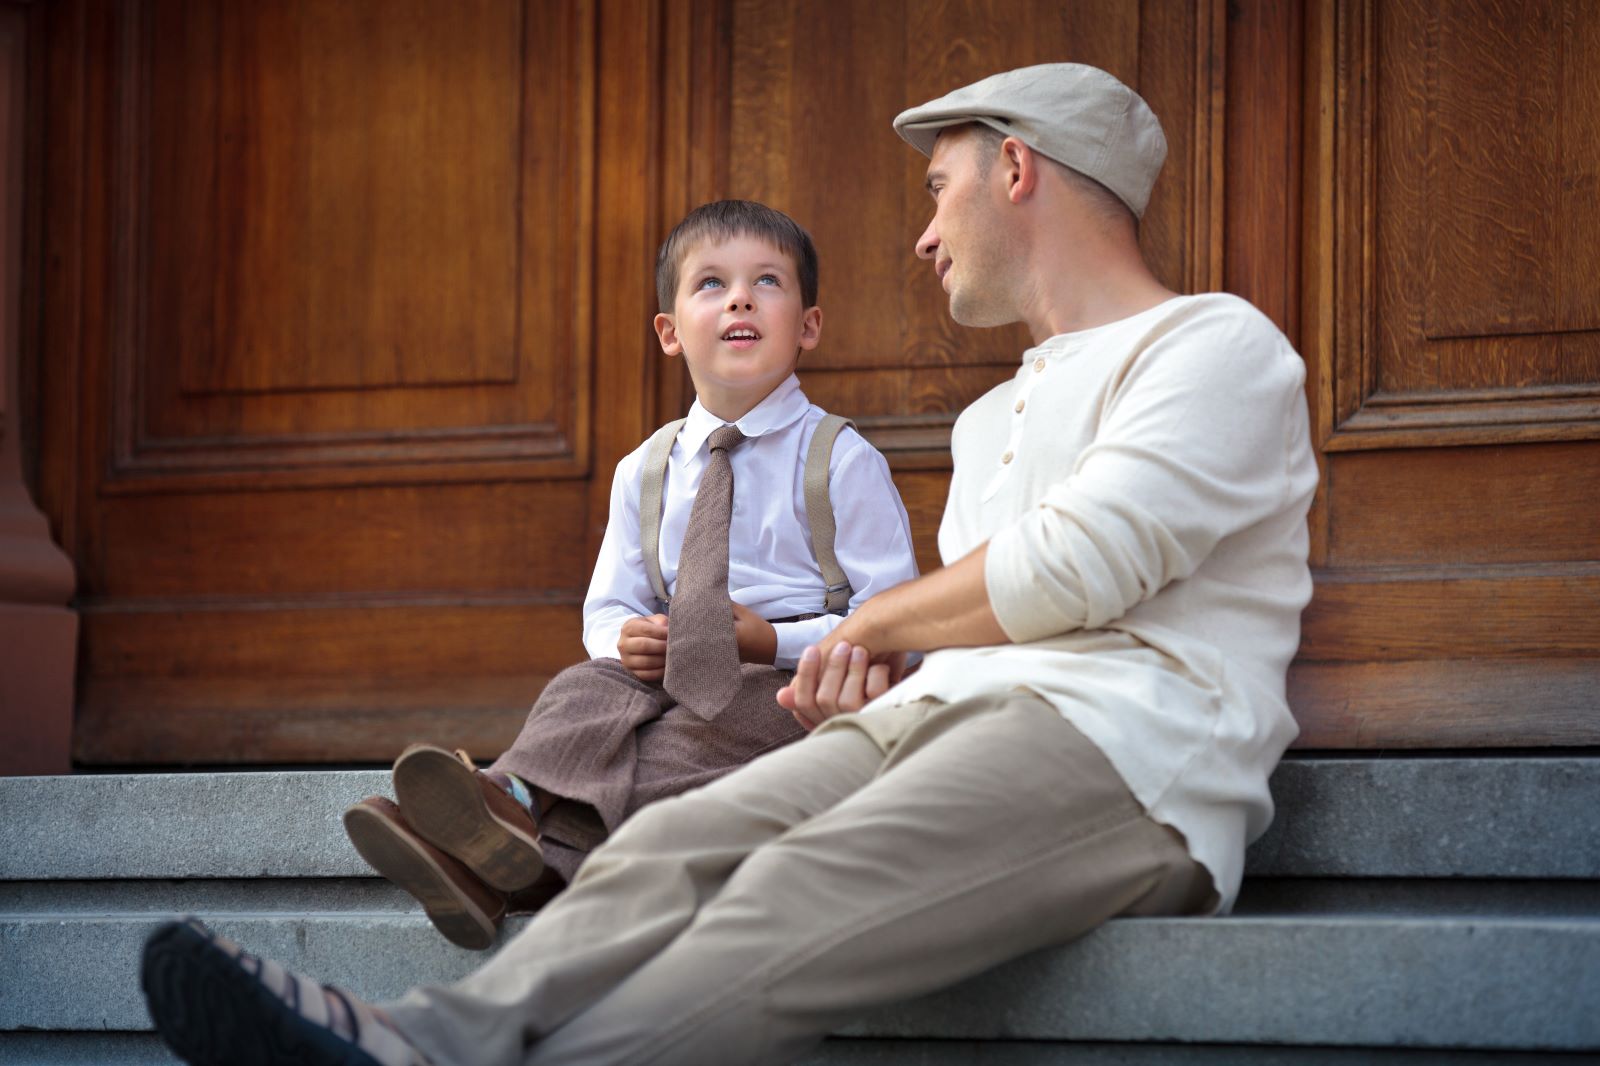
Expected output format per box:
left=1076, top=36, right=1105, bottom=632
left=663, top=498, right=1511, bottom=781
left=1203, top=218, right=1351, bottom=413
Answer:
left=582, top=450, right=660, bottom=660
left=770, top=433, right=920, bottom=667
left=984, top=307, right=1304, bottom=645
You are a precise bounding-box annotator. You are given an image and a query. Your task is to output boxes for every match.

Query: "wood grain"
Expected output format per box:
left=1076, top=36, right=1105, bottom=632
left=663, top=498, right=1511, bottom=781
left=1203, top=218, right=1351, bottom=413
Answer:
left=75, top=600, right=586, bottom=763
left=1299, top=568, right=1600, bottom=661
left=109, top=0, right=593, bottom=491
left=1288, top=658, right=1600, bottom=749
left=1224, top=0, right=1301, bottom=345
left=1326, top=443, right=1600, bottom=567
left=1319, top=0, right=1600, bottom=448
left=74, top=679, right=558, bottom=764
left=197, top=0, right=521, bottom=394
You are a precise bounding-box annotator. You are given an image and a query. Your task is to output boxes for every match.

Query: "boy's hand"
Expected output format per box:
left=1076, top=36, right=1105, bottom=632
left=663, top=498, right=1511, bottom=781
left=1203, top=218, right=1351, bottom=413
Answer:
left=732, top=603, right=778, bottom=665
left=618, top=614, right=669, bottom=681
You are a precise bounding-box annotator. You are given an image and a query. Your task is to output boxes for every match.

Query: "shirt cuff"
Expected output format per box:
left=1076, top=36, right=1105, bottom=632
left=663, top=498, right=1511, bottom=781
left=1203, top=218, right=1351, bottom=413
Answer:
left=772, top=615, right=844, bottom=670
left=984, top=517, right=1085, bottom=645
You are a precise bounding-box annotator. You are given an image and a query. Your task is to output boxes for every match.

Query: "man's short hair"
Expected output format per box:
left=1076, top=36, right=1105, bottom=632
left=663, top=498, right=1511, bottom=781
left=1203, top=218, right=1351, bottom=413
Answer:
left=656, top=200, right=820, bottom=312
left=966, top=124, right=1133, bottom=229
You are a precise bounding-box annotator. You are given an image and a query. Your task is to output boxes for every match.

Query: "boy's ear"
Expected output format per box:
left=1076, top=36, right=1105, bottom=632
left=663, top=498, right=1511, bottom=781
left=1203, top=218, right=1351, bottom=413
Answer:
left=653, top=312, right=682, bottom=356
left=797, top=306, right=823, bottom=351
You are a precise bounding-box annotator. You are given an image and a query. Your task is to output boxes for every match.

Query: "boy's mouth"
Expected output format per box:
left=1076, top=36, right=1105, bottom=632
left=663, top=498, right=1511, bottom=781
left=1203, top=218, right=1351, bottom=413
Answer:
left=721, top=323, right=761, bottom=348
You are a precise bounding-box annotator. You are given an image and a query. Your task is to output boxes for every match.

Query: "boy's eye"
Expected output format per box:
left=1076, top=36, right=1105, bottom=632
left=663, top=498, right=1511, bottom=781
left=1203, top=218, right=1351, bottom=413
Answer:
left=696, top=277, right=723, bottom=290
left=756, top=274, right=779, bottom=286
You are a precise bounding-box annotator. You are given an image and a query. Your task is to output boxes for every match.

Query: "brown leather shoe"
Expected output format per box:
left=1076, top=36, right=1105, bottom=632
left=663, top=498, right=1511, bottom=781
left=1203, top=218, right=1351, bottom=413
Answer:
left=342, top=796, right=506, bottom=951
left=391, top=744, right=546, bottom=894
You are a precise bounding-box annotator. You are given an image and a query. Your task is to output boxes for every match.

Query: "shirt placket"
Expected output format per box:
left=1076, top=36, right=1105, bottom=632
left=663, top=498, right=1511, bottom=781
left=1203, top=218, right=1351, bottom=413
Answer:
left=980, top=352, right=1047, bottom=502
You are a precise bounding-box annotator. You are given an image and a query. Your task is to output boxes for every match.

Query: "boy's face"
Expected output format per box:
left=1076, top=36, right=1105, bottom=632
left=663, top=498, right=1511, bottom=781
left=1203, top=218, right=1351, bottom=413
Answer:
left=654, top=234, right=822, bottom=420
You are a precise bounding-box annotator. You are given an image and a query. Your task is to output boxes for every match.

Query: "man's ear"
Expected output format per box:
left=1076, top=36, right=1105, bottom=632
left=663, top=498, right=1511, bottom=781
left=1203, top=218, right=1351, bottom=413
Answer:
left=1001, top=136, right=1037, bottom=204
left=797, top=306, right=823, bottom=351
left=653, top=312, right=682, bottom=356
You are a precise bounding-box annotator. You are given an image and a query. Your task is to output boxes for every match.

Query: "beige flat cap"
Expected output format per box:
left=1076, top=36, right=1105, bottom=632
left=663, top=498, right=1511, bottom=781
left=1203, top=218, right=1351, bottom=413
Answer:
left=893, top=63, right=1166, bottom=219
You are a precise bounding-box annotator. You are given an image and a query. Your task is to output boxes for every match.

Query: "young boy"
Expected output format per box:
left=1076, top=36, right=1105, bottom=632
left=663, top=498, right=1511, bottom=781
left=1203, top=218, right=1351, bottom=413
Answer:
left=341, top=200, right=918, bottom=950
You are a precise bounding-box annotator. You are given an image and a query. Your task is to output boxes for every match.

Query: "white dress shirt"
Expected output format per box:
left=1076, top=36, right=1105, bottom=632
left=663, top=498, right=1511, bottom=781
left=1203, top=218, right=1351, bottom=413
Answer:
left=871, top=294, right=1319, bottom=913
left=584, top=374, right=919, bottom=670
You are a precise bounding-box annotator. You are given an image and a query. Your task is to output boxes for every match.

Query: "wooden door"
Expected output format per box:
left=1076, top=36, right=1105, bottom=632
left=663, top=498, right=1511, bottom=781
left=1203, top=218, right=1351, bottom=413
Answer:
left=37, top=0, right=617, bottom=763
left=1289, top=0, right=1600, bottom=746
left=31, top=0, right=1595, bottom=764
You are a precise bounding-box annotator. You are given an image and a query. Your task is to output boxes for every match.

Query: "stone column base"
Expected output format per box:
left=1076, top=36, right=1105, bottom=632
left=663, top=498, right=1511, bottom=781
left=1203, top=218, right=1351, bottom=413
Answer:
left=0, top=603, right=77, bottom=775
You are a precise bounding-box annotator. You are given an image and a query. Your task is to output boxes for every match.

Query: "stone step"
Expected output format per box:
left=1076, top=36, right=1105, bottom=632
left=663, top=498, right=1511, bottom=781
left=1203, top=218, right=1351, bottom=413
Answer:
left=3, top=758, right=1598, bottom=1060
left=2, top=1034, right=1596, bottom=1066
left=4, top=756, right=1597, bottom=881
left=2, top=900, right=1597, bottom=1051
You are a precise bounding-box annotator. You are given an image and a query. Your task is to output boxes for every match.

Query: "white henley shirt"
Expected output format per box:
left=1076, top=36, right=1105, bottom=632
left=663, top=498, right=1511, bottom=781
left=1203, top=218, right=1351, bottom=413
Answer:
left=870, top=293, right=1319, bottom=912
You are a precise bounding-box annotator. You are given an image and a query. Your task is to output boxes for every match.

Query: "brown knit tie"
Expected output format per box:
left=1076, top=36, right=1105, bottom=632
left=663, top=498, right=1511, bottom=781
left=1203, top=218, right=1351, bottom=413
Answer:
left=664, top=424, right=747, bottom=717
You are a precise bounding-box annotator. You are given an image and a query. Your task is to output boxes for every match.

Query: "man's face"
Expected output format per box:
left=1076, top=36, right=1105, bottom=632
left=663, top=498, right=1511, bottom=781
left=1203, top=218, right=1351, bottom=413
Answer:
left=914, top=129, right=1021, bottom=328
left=655, top=234, right=821, bottom=413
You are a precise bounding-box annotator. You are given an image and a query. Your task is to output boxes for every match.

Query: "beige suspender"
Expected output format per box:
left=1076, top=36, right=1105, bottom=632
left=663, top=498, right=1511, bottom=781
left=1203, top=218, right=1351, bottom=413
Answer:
left=638, top=418, right=686, bottom=610
left=638, top=414, right=856, bottom=614
left=804, top=414, right=855, bottom=614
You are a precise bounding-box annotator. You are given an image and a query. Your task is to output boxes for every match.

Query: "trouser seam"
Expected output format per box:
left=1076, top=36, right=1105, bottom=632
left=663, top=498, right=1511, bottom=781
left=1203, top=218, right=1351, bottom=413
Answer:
left=631, top=799, right=1151, bottom=1065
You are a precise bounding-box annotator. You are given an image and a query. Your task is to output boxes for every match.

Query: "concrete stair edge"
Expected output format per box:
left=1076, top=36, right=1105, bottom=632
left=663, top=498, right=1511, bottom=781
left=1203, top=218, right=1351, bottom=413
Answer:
left=3, top=757, right=1599, bottom=881
left=4, top=1033, right=1597, bottom=1066
left=3, top=911, right=1597, bottom=1051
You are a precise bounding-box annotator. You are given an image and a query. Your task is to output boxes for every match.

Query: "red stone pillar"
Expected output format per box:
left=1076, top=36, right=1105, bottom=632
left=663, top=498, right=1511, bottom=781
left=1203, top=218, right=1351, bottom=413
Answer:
left=0, top=3, right=77, bottom=776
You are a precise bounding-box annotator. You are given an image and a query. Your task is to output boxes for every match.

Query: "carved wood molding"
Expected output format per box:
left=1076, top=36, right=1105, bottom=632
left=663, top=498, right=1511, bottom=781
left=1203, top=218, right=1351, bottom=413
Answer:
left=1312, top=0, right=1600, bottom=453
left=100, top=0, right=597, bottom=493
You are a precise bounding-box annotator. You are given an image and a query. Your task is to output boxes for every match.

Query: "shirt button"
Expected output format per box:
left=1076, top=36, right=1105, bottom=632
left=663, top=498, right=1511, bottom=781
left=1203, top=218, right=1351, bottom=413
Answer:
left=1033, top=359, right=1046, bottom=373
left=1014, top=399, right=1026, bottom=413
left=1001, top=451, right=1014, bottom=464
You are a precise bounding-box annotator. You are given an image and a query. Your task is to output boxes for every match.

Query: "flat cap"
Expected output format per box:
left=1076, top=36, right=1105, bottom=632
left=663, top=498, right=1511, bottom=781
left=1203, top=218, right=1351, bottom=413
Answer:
left=893, top=63, right=1166, bottom=219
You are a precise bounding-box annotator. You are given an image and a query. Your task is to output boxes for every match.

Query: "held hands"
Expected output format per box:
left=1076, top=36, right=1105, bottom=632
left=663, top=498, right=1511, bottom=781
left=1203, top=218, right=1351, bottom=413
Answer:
left=618, top=614, right=669, bottom=681
left=777, top=623, right=907, bottom=731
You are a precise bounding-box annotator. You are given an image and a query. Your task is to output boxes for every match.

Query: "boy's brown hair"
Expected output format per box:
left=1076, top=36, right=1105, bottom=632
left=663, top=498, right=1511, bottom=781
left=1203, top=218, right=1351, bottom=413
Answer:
left=655, top=200, right=819, bottom=312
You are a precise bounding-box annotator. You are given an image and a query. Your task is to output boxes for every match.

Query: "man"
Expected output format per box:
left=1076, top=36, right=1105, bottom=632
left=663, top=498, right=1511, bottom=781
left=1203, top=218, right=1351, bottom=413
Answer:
left=141, top=63, right=1318, bottom=1066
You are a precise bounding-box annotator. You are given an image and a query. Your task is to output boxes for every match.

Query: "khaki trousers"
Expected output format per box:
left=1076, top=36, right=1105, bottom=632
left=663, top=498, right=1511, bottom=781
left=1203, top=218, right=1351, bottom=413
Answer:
left=385, top=691, right=1214, bottom=1066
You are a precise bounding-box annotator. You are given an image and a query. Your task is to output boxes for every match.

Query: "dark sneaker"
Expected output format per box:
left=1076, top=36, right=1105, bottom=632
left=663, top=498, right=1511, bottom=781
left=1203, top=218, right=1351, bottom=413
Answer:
left=141, top=918, right=431, bottom=1066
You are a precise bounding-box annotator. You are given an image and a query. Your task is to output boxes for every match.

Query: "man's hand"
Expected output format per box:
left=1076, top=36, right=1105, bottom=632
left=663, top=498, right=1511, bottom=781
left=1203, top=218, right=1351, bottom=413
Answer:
left=732, top=603, right=778, bottom=665
left=618, top=614, right=669, bottom=681
left=776, top=607, right=906, bottom=730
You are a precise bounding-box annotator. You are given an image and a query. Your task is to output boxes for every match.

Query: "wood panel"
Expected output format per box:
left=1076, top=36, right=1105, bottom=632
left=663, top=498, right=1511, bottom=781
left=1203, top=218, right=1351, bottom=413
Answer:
left=1325, top=442, right=1600, bottom=567
left=1324, top=0, right=1600, bottom=452
left=109, top=0, right=591, bottom=492
left=1288, top=659, right=1600, bottom=748
left=164, top=0, right=522, bottom=395
left=36, top=0, right=611, bottom=764
left=75, top=600, right=585, bottom=763
left=1291, top=0, right=1600, bottom=748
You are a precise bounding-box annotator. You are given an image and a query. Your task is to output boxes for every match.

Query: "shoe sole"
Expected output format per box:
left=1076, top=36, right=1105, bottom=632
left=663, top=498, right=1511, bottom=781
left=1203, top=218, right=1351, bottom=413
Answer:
left=343, top=800, right=500, bottom=951
left=141, top=920, right=384, bottom=1066
left=392, top=745, right=545, bottom=893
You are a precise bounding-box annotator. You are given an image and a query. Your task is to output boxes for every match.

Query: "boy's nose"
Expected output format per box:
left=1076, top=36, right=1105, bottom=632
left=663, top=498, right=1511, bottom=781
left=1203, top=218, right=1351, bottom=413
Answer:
left=725, top=290, right=753, bottom=311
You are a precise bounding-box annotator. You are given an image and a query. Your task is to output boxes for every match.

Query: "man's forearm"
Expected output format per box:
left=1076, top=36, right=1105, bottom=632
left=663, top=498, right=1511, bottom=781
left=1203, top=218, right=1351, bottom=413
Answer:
left=844, top=542, right=1010, bottom=655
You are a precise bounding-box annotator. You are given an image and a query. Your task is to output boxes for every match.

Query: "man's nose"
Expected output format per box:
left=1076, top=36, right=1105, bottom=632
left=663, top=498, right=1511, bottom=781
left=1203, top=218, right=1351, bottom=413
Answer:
left=915, top=218, right=939, bottom=260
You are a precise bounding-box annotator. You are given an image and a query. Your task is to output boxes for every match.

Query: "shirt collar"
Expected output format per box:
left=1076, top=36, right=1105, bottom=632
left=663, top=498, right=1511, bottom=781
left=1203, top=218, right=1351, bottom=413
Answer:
left=679, top=374, right=807, bottom=455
